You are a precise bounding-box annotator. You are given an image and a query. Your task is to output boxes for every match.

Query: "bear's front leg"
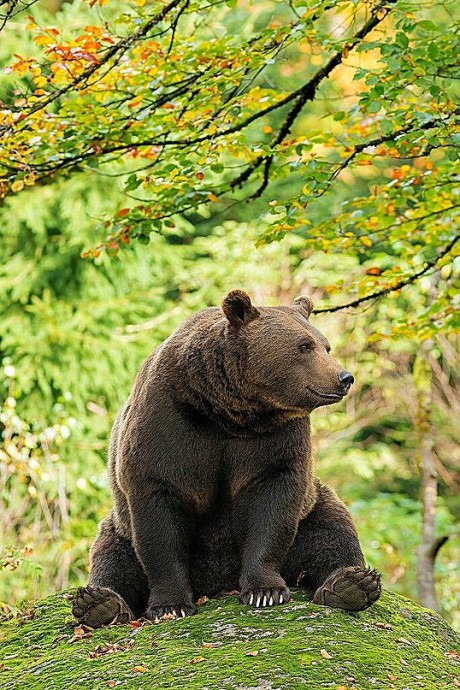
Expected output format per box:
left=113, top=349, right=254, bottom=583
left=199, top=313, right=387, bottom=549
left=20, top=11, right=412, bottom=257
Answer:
left=234, top=467, right=304, bottom=608
left=126, top=480, right=197, bottom=620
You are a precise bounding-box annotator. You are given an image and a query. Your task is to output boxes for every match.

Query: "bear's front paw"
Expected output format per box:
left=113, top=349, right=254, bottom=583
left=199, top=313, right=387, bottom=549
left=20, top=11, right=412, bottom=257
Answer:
left=72, top=586, right=134, bottom=628
left=313, top=566, right=381, bottom=611
left=145, top=602, right=197, bottom=622
left=240, top=586, right=291, bottom=608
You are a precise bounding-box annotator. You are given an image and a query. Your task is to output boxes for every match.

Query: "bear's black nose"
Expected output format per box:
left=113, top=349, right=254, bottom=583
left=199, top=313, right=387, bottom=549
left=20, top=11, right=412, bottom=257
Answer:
left=338, top=371, right=354, bottom=388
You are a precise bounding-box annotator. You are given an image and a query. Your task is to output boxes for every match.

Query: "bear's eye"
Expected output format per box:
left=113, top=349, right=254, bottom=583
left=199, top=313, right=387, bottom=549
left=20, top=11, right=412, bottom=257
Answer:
left=299, top=342, right=313, bottom=353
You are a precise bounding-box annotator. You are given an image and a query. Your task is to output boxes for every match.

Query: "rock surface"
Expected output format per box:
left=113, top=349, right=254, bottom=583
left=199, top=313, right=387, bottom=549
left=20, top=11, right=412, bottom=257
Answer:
left=0, top=590, right=458, bottom=689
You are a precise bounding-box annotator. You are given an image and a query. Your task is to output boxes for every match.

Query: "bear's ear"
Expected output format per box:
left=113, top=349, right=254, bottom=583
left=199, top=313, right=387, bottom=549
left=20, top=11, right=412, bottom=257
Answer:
left=293, top=295, right=314, bottom=320
left=222, top=290, right=260, bottom=327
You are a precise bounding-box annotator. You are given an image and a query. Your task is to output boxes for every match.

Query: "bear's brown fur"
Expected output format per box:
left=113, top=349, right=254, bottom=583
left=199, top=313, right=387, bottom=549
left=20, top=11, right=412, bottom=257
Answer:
left=73, top=291, right=381, bottom=626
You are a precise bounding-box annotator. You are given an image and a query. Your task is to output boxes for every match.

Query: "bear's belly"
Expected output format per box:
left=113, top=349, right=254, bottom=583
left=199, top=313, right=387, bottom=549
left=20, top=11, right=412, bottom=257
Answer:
left=189, top=504, right=241, bottom=597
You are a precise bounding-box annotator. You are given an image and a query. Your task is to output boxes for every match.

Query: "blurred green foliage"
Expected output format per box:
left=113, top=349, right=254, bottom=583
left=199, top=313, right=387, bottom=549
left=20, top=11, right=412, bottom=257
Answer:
left=0, top=0, right=458, bottom=630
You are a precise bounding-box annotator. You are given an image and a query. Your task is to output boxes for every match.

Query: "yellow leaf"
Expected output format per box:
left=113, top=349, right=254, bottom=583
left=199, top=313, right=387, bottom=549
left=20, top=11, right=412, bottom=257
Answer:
left=11, top=180, right=24, bottom=193
left=262, top=125, right=273, bottom=134
left=189, top=656, right=205, bottom=664
left=320, top=649, right=332, bottom=659
left=208, top=193, right=218, bottom=202
left=132, top=666, right=148, bottom=673
left=360, top=236, right=372, bottom=247
left=34, top=34, right=55, bottom=46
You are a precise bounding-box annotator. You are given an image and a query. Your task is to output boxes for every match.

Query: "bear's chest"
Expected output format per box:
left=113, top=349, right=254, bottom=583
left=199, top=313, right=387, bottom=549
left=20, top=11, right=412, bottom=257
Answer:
left=179, top=429, right=307, bottom=514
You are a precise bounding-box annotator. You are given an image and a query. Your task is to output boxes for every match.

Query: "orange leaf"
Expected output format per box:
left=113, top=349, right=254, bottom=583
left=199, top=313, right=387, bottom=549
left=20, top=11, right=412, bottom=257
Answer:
left=117, top=208, right=130, bottom=217
left=132, top=666, right=148, bottom=673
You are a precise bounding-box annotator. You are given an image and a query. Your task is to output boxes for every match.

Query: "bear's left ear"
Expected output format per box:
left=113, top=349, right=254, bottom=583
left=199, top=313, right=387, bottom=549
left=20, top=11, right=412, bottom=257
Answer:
left=293, top=295, right=314, bottom=320
left=222, top=290, right=260, bottom=327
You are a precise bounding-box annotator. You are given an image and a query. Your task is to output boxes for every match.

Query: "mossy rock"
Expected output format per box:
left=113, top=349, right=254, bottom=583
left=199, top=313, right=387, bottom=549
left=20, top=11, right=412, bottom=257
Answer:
left=0, top=590, right=458, bottom=689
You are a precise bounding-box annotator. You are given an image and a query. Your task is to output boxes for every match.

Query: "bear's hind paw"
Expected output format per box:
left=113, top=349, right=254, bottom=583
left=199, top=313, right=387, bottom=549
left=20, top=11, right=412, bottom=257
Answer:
left=72, top=586, right=134, bottom=628
left=313, top=565, right=381, bottom=612
left=240, top=586, right=291, bottom=608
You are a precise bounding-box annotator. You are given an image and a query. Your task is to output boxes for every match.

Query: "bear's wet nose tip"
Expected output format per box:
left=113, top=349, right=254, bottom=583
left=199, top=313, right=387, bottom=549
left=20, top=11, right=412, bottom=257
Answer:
left=338, top=371, right=354, bottom=389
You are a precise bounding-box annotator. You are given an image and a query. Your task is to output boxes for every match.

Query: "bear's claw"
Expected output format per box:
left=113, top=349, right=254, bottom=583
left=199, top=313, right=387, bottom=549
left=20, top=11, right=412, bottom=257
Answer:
left=145, top=602, right=197, bottom=622
left=72, top=586, right=134, bottom=627
left=240, top=586, right=291, bottom=608
left=313, top=565, right=381, bottom=611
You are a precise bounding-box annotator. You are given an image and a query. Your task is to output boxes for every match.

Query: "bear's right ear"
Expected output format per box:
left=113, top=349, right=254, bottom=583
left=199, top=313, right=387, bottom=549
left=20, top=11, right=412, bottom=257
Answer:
left=222, top=290, right=260, bottom=327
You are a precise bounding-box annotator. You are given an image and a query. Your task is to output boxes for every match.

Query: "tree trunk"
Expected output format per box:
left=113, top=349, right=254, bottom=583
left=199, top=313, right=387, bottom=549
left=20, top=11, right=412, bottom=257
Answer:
left=414, top=345, right=448, bottom=612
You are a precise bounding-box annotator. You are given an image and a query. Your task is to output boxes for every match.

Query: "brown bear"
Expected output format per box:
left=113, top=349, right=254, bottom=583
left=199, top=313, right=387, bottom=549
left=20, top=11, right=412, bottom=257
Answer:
left=72, top=290, right=381, bottom=627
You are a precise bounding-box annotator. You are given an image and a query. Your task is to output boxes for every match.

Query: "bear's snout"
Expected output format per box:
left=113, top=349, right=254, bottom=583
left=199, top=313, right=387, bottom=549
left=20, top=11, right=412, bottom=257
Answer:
left=337, top=370, right=355, bottom=392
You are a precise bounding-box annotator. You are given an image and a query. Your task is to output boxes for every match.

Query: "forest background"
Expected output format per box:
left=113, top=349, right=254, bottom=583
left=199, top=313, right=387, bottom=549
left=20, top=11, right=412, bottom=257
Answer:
left=0, top=0, right=458, bottom=628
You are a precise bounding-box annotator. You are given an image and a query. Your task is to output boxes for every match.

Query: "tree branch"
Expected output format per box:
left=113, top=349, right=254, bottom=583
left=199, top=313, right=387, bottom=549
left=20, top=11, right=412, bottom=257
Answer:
left=312, top=234, right=460, bottom=314
left=0, top=0, right=187, bottom=135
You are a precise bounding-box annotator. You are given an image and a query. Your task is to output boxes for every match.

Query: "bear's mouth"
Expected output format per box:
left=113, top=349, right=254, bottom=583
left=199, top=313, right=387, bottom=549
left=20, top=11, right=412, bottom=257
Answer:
left=306, top=386, right=344, bottom=401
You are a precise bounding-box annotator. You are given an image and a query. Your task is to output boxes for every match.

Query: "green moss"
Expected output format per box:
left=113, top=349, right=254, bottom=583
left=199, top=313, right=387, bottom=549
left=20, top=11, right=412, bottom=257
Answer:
left=0, top=590, right=458, bottom=689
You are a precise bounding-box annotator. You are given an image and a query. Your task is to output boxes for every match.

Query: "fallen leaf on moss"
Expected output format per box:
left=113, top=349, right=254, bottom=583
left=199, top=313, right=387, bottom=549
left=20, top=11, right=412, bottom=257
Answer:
left=446, top=650, right=460, bottom=660
left=245, top=650, right=258, bottom=656
left=189, top=656, right=205, bottom=664
left=202, top=642, right=220, bottom=648
left=89, top=641, right=132, bottom=658
left=196, top=596, right=209, bottom=606
left=128, top=620, right=142, bottom=628
left=400, top=658, right=409, bottom=666
left=372, top=621, right=392, bottom=630
left=320, top=649, right=332, bottom=659
left=68, top=625, right=93, bottom=644
left=132, top=665, right=148, bottom=673
left=387, top=675, right=397, bottom=681
left=397, top=637, right=411, bottom=645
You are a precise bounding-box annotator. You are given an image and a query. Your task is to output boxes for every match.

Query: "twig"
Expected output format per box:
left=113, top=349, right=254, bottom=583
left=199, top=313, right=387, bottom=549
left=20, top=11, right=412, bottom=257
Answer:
left=313, top=235, right=459, bottom=314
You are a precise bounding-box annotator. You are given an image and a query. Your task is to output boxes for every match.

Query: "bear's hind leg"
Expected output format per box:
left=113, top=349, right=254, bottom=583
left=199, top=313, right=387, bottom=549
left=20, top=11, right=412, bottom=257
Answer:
left=281, top=481, right=381, bottom=612
left=72, top=515, right=149, bottom=627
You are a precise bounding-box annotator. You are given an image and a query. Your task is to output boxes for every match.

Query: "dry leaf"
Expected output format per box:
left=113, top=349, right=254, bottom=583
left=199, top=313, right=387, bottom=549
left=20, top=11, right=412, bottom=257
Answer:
left=196, top=596, right=209, bottom=606
left=129, top=620, right=142, bottom=628
left=388, top=675, right=397, bottom=681
left=372, top=621, right=392, bottom=630
left=202, top=642, right=220, bottom=648
left=396, top=638, right=411, bottom=645
left=68, top=625, right=93, bottom=644
left=132, top=665, right=148, bottom=673
left=400, top=658, right=409, bottom=666
left=446, top=650, right=460, bottom=660
left=189, top=656, right=205, bottom=664
left=245, top=650, right=258, bottom=656
left=320, top=649, right=332, bottom=659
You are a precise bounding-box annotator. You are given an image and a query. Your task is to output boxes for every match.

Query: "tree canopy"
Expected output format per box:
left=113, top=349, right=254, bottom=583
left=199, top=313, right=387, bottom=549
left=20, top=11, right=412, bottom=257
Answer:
left=1, top=0, right=459, bottom=336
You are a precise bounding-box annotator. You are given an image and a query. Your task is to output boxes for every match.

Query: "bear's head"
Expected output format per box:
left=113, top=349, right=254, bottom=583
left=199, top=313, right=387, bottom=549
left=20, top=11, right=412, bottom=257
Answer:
left=222, top=289, right=354, bottom=415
